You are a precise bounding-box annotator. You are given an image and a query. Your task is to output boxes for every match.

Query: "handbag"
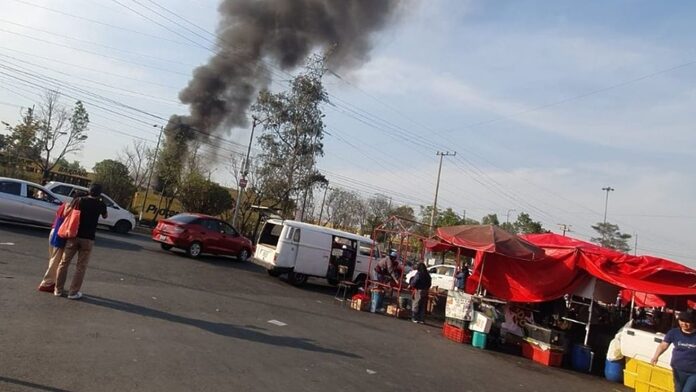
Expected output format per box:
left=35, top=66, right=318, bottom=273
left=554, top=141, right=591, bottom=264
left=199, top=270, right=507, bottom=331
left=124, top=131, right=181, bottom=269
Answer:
left=50, top=215, right=67, bottom=248
left=58, top=206, right=81, bottom=239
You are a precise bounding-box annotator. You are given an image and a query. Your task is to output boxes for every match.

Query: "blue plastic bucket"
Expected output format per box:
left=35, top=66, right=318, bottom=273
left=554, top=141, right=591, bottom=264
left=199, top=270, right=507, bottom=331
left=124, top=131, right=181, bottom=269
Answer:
left=571, top=344, right=593, bottom=373
left=604, top=359, right=623, bottom=383
left=472, top=331, right=487, bottom=349
left=370, top=289, right=384, bottom=313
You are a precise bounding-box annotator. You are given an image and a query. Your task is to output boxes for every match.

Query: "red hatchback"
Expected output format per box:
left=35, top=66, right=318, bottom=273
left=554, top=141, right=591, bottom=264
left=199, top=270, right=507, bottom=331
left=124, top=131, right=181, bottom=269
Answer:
left=152, top=213, right=254, bottom=260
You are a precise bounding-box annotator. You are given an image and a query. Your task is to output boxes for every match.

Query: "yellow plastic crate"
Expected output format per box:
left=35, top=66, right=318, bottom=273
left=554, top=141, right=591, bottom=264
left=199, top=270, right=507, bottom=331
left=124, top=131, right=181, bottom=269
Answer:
left=626, top=357, right=639, bottom=373
left=634, top=379, right=672, bottom=392
left=634, top=359, right=674, bottom=391
left=624, top=370, right=638, bottom=388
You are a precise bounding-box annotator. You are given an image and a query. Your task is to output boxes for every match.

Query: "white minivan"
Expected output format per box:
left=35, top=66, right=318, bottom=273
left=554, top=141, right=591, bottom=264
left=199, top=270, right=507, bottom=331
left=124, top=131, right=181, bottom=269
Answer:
left=45, top=181, right=136, bottom=234
left=252, top=219, right=380, bottom=286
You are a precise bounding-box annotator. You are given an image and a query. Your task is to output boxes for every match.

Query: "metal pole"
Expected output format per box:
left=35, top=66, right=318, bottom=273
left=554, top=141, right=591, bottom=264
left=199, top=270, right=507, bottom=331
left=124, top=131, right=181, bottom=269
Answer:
left=629, top=291, right=636, bottom=321
left=584, top=299, right=594, bottom=346
left=602, top=186, right=614, bottom=224
left=429, top=151, right=456, bottom=231
left=634, top=232, right=638, bottom=256
left=232, top=118, right=258, bottom=228
left=139, top=125, right=163, bottom=223
left=318, top=183, right=329, bottom=225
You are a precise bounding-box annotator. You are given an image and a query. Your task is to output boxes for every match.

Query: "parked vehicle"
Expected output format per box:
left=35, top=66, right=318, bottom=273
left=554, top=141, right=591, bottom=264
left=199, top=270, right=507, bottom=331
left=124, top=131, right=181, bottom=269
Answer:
left=405, top=264, right=456, bottom=290
left=152, top=213, right=253, bottom=260
left=252, top=219, right=380, bottom=286
left=45, top=181, right=136, bottom=234
left=0, top=177, right=63, bottom=226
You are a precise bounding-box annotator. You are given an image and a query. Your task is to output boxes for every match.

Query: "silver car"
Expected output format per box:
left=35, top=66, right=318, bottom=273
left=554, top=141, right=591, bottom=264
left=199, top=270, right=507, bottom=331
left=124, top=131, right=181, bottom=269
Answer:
left=0, top=177, right=63, bottom=227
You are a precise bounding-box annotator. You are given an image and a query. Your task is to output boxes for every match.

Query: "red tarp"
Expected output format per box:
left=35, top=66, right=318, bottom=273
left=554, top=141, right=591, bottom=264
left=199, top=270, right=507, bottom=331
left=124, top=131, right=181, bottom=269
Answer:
left=436, top=229, right=696, bottom=303
left=465, top=247, right=590, bottom=302
left=523, top=233, right=696, bottom=297
left=436, top=225, right=545, bottom=260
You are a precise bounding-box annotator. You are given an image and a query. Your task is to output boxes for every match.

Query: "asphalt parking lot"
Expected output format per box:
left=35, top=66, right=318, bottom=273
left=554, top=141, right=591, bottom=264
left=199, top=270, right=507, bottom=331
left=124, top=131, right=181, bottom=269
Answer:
left=0, top=222, right=628, bottom=392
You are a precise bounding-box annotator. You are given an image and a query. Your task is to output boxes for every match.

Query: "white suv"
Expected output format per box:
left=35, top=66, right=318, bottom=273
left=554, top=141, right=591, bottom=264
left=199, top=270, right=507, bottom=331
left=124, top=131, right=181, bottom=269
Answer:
left=45, top=181, right=136, bottom=234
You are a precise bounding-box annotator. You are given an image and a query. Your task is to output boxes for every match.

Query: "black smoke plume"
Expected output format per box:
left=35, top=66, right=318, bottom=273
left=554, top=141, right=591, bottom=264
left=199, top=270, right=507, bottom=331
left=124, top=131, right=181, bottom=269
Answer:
left=164, top=0, right=400, bottom=157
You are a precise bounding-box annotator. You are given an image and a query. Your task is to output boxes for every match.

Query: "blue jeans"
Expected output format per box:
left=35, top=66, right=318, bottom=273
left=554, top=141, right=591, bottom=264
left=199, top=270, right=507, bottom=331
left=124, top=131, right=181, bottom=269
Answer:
left=674, top=369, right=696, bottom=392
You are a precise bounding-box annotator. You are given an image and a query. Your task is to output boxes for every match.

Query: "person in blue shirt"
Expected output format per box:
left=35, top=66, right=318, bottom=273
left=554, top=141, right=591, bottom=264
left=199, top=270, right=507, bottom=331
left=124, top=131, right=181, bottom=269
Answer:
left=652, top=309, right=696, bottom=392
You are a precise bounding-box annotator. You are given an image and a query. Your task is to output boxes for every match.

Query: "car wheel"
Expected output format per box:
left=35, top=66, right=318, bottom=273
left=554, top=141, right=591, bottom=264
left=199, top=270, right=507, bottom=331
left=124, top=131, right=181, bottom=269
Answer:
left=113, top=220, right=132, bottom=234
left=287, top=270, right=308, bottom=286
left=160, top=243, right=172, bottom=251
left=187, top=242, right=202, bottom=258
left=267, top=269, right=282, bottom=277
left=237, top=248, right=249, bottom=262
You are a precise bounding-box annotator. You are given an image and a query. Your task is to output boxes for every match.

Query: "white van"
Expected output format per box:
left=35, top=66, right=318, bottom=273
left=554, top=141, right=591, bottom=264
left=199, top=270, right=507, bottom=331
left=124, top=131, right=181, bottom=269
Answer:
left=252, top=219, right=380, bottom=286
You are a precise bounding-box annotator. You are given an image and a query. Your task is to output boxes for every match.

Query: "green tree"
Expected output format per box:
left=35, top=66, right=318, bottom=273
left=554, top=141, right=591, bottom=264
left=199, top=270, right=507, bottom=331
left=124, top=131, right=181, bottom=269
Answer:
left=55, top=158, right=86, bottom=173
left=93, top=159, right=136, bottom=207
left=391, top=205, right=415, bottom=221
left=1, top=107, right=41, bottom=177
left=35, top=92, right=89, bottom=183
left=419, top=205, right=463, bottom=227
left=591, top=222, right=632, bottom=253
left=513, top=212, right=546, bottom=234
left=252, top=56, right=328, bottom=217
left=178, top=169, right=233, bottom=216
left=481, top=213, right=500, bottom=226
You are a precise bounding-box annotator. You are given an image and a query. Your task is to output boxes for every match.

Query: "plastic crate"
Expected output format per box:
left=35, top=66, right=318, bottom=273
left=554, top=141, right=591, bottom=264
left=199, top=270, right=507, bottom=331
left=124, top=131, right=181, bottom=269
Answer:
left=624, top=370, right=638, bottom=388
left=443, top=323, right=472, bottom=344
left=521, top=341, right=563, bottom=367
left=634, top=358, right=674, bottom=391
left=634, top=379, right=672, bottom=392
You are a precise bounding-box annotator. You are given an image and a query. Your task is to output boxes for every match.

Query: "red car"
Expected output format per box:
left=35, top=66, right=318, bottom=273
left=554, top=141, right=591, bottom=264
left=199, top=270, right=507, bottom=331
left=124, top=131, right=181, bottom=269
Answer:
left=152, top=213, right=254, bottom=260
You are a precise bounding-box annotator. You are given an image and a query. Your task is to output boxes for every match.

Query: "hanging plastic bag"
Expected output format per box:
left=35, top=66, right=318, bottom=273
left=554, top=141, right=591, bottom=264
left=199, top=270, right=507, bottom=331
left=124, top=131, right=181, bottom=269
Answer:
left=607, top=337, right=624, bottom=361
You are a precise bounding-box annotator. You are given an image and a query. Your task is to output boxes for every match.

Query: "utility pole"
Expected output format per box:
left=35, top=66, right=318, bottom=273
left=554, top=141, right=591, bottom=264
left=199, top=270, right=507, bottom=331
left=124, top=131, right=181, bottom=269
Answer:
left=232, top=117, right=260, bottom=228
left=462, top=209, right=466, bottom=224
left=557, top=223, right=572, bottom=236
left=318, top=183, right=329, bottom=225
left=634, top=232, right=638, bottom=256
left=602, top=186, right=615, bottom=224
left=139, top=124, right=163, bottom=223
left=429, top=151, right=456, bottom=231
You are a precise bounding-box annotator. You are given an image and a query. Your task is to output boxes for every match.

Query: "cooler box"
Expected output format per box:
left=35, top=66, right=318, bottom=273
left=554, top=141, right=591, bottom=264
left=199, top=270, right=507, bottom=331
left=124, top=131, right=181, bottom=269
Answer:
left=469, top=311, right=493, bottom=334
left=523, top=323, right=565, bottom=346
left=521, top=338, right=564, bottom=367
left=619, top=323, right=672, bottom=368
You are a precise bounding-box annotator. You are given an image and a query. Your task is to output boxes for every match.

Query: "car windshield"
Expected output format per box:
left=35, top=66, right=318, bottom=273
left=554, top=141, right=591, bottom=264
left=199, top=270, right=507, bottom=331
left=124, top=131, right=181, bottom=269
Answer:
left=168, top=214, right=198, bottom=224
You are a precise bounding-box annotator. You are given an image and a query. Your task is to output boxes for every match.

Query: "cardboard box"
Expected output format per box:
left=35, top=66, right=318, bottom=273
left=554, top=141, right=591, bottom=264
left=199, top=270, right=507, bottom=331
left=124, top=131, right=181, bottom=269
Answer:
left=387, top=304, right=412, bottom=319
left=469, top=311, right=493, bottom=334
left=351, top=298, right=369, bottom=312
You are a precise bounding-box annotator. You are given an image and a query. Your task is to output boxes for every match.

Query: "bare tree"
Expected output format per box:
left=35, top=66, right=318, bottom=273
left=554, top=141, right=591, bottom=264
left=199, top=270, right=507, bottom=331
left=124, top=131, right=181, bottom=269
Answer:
left=35, top=90, right=89, bottom=183
left=118, top=140, right=154, bottom=189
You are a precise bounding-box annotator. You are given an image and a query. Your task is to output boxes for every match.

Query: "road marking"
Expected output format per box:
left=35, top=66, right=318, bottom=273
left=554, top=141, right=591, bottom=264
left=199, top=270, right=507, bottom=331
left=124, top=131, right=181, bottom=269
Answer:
left=366, top=369, right=377, bottom=375
left=267, top=319, right=287, bottom=326
left=0, top=242, right=15, bottom=246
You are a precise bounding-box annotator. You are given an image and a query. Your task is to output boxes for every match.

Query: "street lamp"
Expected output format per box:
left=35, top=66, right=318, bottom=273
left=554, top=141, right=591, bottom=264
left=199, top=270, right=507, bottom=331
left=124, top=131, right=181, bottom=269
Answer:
left=602, top=186, right=615, bottom=224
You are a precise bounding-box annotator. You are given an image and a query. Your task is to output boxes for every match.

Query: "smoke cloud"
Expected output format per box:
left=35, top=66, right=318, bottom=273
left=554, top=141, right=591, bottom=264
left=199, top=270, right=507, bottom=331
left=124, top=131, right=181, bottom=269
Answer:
left=166, top=0, right=400, bottom=150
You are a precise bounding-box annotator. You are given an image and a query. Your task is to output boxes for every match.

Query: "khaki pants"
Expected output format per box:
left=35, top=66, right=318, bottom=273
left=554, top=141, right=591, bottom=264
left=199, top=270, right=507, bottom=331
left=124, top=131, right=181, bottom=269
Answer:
left=39, top=229, right=64, bottom=287
left=55, top=238, right=94, bottom=295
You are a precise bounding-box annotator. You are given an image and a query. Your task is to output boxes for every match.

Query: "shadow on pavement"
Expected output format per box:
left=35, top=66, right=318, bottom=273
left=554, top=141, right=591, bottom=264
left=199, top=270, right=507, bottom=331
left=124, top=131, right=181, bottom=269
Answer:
left=82, top=295, right=362, bottom=359
left=0, top=376, right=73, bottom=392
left=94, top=236, right=143, bottom=252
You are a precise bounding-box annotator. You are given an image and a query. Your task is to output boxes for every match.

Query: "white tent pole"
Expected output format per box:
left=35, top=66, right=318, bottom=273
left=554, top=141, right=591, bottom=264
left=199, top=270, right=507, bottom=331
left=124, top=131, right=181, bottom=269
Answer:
left=476, top=253, right=486, bottom=296
left=630, top=291, right=636, bottom=321
left=584, top=299, right=594, bottom=346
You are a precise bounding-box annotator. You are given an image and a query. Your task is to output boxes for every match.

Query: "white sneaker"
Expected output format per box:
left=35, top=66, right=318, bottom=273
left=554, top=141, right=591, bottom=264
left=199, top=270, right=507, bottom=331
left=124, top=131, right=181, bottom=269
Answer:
left=67, top=292, right=83, bottom=300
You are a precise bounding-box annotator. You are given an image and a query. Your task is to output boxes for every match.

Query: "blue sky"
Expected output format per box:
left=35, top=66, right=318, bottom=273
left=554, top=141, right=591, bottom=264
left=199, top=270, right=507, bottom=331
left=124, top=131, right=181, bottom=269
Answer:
left=1, top=0, right=694, bottom=264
